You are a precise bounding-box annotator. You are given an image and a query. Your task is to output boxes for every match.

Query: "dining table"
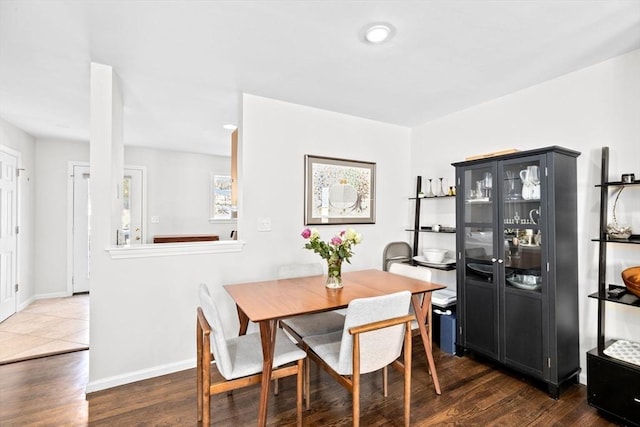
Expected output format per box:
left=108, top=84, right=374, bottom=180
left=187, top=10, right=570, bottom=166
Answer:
left=224, top=268, right=446, bottom=426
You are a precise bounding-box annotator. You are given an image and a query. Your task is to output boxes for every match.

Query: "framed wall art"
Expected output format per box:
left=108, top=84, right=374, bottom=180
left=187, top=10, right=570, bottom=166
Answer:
left=304, top=155, right=376, bottom=225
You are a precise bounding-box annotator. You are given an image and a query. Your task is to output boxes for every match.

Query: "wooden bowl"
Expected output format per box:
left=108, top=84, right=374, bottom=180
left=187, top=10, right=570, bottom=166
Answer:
left=621, top=266, right=640, bottom=298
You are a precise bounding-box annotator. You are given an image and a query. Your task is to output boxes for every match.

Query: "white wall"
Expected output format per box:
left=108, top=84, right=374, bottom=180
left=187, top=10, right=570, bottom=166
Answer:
left=86, top=94, right=411, bottom=391
left=0, top=119, right=36, bottom=309
left=410, top=48, right=640, bottom=383
left=240, top=94, right=412, bottom=275
left=124, top=147, right=235, bottom=242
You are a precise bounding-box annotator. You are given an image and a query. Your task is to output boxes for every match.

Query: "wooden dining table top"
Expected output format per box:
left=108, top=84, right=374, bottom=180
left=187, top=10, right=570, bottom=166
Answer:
left=224, top=268, right=446, bottom=323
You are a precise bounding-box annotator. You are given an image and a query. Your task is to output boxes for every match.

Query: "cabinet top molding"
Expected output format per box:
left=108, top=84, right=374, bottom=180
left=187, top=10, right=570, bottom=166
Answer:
left=452, top=146, right=581, bottom=167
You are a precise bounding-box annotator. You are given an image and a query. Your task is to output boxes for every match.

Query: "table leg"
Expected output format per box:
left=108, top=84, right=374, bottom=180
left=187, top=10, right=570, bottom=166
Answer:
left=412, top=293, right=441, bottom=395
left=237, top=305, right=250, bottom=336
left=257, top=319, right=277, bottom=426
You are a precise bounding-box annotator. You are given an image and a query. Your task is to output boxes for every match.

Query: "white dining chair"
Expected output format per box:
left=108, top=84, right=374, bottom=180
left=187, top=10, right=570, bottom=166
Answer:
left=382, top=241, right=412, bottom=271
left=276, top=263, right=347, bottom=406
left=197, top=284, right=306, bottom=426
left=388, top=263, right=432, bottom=334
left=303, top=291, right=414, bottom=427
left=278, top=263, right=346, bottom=344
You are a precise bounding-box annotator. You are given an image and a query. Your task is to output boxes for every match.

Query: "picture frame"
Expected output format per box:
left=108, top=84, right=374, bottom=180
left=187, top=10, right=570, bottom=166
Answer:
left=304, top=155, right=376, bottom=225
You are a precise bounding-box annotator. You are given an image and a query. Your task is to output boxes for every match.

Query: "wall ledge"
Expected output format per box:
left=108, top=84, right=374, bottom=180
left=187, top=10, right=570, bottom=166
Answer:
left=106, top=240, right=245, bottom=259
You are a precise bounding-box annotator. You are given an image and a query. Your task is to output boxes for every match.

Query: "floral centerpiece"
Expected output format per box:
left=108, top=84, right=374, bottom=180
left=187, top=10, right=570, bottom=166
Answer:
left=301, top=227, right=362, bottom=288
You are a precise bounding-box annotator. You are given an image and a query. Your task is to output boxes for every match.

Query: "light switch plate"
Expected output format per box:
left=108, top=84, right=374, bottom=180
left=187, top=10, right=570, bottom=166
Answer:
left=258, top=217, right=271, bottom=232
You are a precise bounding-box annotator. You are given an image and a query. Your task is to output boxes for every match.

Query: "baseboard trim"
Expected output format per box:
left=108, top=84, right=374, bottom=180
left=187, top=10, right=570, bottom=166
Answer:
left=85, top=358, right=196, bottom=394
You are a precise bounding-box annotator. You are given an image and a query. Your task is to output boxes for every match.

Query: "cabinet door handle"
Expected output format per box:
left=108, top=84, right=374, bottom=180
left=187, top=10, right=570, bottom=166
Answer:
left=497, top=259, right=504, bottom=264
left=634, top=397, right=640, bottom=404
left=491, top=258, right=497, bottom=263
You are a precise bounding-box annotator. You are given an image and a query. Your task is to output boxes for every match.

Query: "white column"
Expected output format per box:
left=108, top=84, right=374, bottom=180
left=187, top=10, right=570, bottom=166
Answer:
left=88, top=62, right=124, bottom=388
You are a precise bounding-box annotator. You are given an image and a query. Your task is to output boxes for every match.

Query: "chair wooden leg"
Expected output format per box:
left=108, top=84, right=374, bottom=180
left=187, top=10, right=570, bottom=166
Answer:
left=404, top=321, right=412, bottom=427
left=296, top=359, right=303, bottom=427
left=382, top=365, right=388, bottom=397
left=305, top=354, right=310, bottom=410
left=202, top=340, right=212, bottom=426
left=197, top=317, right=203, bottom=422
left=352, top=334, right=361, bottom=427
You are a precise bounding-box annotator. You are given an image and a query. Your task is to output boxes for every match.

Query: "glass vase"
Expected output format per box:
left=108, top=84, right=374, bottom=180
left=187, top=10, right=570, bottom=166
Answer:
left=425, top=179, right=434, bottom=198
left=436, top=177, right=446, bottom=197
left=326, top=258, right=343, bottom=289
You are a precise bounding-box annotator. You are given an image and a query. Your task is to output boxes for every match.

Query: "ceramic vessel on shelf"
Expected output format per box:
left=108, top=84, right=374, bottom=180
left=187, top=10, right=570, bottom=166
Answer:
left=507, top=274, right=542, bottom=291
left=422, top=248, right=447, bottom=263
left=621, top=266, right=640, bottom=298
left=520, top=166, right=541, bottom=200
left=607, top=223, right=632, bottom=239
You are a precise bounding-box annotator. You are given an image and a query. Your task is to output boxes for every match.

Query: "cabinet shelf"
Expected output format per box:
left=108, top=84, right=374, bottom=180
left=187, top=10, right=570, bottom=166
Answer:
left=407, top=260, right=457, bottom=271
left=596, top=180, right=640, bottom=188
left=405, top=228, right=456, bottom=234
left=588, top=285, right=640, bottom=307
left=409, top=195, right=456, bottom=200
left=591, top=235, right=640, bottom=244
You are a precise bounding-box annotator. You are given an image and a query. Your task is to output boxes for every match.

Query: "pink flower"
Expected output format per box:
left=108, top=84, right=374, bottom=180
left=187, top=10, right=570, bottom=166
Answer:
left=331, top=236, right=342, bottom=246
left=301, top=228, right=312, bottom=239
left=340, top=230, right=346, bottom=236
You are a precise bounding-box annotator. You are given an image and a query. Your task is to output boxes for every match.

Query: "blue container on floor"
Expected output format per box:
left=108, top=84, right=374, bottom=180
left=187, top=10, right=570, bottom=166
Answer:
left=440, top=312, right=457, bottom=355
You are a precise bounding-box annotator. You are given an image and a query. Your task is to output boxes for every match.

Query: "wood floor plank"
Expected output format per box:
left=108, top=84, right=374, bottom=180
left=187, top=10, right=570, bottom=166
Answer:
left=0, top=338, right=622, bottom=426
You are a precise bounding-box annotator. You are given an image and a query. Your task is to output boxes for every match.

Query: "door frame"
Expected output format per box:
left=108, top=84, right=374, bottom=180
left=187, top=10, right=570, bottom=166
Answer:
left=66, top=161, right=147, bottom=295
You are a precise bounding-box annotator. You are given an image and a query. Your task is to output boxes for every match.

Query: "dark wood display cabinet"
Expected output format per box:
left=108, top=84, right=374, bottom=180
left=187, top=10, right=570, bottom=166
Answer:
left=587, top=147, right=640, bottom=426
left=453, top=146, right=581, bottom=398
left=406, top=176, right=456, bottom=272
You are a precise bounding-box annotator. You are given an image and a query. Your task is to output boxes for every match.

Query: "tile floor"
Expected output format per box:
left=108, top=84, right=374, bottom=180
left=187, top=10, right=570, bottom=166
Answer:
left=0, top=294, right=89, bottom=365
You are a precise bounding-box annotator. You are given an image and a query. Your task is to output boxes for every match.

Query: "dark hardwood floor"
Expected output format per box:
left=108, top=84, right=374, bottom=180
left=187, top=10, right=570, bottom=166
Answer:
left=0, top=338, right=620, bottom=426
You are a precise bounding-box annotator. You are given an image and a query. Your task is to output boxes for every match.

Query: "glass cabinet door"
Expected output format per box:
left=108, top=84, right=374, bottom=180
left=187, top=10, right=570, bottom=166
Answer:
left=462, top=165, right=496, bottom=280
left=500, top=158, right=543, bottom=293
left=460, top=164, right=499, bottom=358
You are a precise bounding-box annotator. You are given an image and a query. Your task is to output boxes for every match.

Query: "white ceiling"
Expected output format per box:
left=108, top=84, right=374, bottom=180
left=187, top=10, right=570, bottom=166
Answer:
left=1, top=1, right=639, bottom=156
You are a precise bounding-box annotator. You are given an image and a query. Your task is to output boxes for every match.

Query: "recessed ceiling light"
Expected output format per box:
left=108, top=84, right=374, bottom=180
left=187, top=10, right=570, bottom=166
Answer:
left=223, top=124, right=237, bottom=131
left=365, top=24, right=392, bottom=44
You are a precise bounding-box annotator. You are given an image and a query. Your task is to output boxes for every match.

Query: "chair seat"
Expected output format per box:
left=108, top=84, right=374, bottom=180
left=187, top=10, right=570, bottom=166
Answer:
left=224, top=329, right=306, bottom=380
left=280, top=311, right=345, bottom=338
left=303, top=330, right=343, bottom=373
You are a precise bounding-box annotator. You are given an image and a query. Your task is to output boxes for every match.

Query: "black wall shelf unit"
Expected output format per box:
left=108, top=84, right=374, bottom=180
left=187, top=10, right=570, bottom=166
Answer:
left=586, top=147, right=640, bottom=426
left=406, top=176, right=456, bottom=271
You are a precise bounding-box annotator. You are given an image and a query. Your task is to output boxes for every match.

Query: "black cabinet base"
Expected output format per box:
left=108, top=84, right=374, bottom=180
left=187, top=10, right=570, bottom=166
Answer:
left=587, top=347, right=640, bottom=427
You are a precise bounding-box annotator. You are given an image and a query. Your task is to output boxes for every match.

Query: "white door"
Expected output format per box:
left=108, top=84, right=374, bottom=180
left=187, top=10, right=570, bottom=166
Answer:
left=71, top=165, right=145, bottom=293
left=0, top=148, right=18, bottom=322
left=72, top=165, right=91, bottom=293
